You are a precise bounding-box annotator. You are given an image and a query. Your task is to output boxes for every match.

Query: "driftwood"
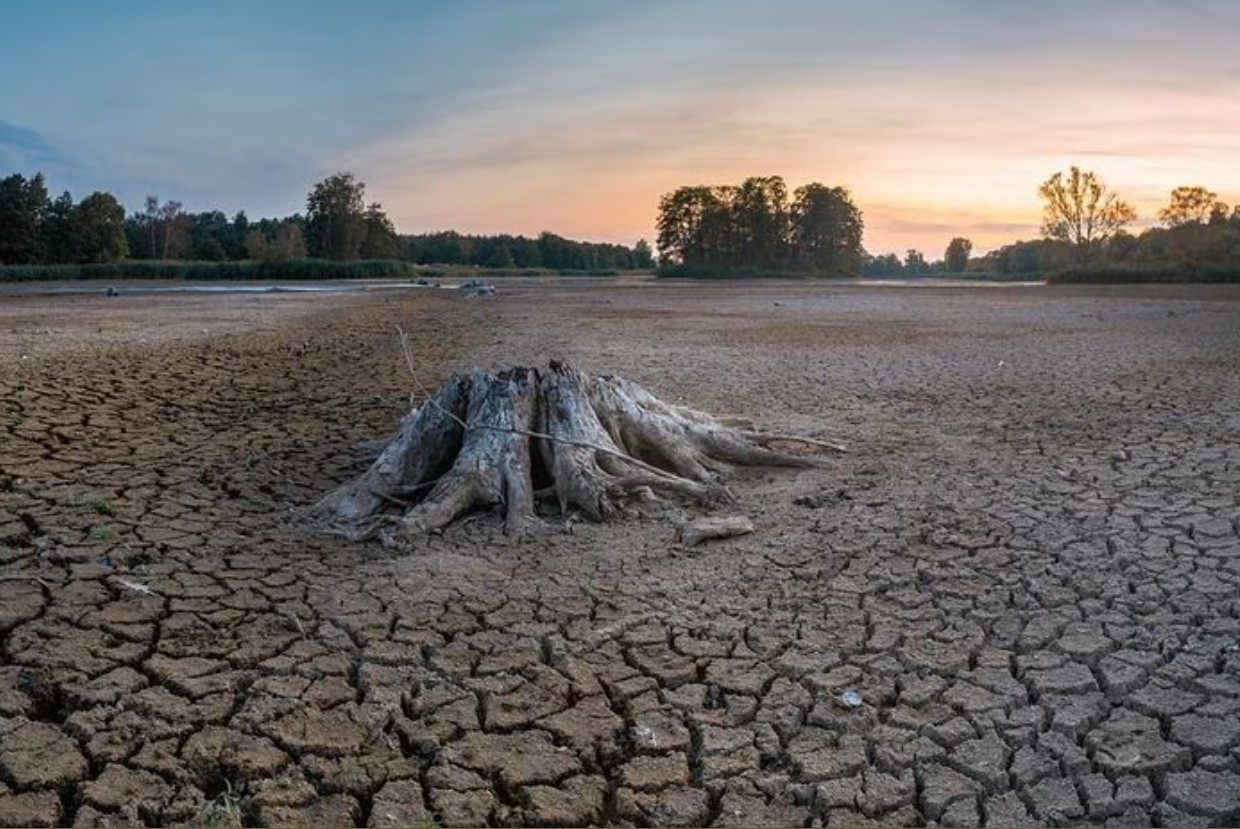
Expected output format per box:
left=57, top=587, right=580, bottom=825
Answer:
left=308, top=361, right=836, bottom=539
left=676, top=515, right=756, bottom=546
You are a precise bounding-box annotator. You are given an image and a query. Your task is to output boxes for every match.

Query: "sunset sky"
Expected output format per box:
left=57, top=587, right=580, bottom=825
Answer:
left=3, top=0, right=1239, bottom=256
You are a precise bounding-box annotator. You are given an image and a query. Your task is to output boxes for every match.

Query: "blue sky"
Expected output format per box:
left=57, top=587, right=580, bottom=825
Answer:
left=3, top=0, right=1239, bottom=254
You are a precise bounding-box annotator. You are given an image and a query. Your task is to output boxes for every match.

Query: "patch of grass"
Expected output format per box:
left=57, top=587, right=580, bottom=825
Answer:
left=1047, top=263, right=1240, bottom=284
left=199, top=781, right=244, bottom=827
left=0, top=258, right=417, bottom=283
left=88, top=524, right=118, bottom=542
left=83, top=496, right=114, bottom=515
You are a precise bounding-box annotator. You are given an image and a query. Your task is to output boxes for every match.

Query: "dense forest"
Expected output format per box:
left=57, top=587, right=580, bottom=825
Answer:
left=0, top=171, right=653, bottom=273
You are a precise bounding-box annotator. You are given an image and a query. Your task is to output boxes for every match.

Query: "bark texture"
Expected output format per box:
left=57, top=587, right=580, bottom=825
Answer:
left=308, top=362, right=824, bottom=539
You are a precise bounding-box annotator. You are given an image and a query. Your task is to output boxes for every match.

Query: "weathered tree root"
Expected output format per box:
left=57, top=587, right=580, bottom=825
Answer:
left=307, top=361, right=830, bottom=539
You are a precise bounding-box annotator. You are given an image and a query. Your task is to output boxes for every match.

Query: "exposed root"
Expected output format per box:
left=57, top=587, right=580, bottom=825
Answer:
left=304, top=361, right=832, bottom=539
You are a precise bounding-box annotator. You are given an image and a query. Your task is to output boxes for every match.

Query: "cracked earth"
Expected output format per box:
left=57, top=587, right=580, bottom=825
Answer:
left=1, top=281, right=1239, bottom=827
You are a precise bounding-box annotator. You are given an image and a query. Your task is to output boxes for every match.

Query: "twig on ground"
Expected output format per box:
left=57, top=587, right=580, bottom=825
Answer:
left=113, top=577, right=156, bottom=595
left=741, top=431, right=849, bottom=453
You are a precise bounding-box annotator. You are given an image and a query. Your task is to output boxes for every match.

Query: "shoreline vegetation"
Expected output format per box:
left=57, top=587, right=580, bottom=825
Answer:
left=0, top=260, right=632, bottom=283
left=6, top=260, right=1240, bottom=284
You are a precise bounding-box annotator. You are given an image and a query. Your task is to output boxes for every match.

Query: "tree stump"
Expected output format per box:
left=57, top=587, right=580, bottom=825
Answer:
left=307, top=361, right=834, bottom=540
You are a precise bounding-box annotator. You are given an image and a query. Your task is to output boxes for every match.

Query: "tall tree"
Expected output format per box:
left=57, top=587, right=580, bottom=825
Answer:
left=733, top=176, right=789, bottom=269
left=944, top=237, right=972, bottom=273
left=1038, top=166, right=1136, bottom=261
left=306, top=172, right=366, bottom=260
left=157, top=200, right=188, bottom=259
left=0, top=173, right=50, bottom=264
left=788, top=184, right=863, bottom=275
left=655, top=186, right=740, bottom=267
left=905, top=249, right=928, bottom=275
left=633, top=238, right=654, bottom=269
left=73, top=192, right=128, bottom=263
left=359, top=202, right=399, bottom=259
left=1159, top=186, right=1227, bottom=227
left=38, top=190, right=78, bottom=264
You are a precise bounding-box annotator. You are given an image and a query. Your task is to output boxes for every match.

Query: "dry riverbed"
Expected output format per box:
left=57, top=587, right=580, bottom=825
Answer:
left=1, top=281, right=1239, bottom=827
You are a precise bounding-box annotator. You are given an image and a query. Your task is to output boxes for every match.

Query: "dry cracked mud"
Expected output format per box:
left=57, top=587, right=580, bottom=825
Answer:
left=1, top=280, right=1238, bottom=827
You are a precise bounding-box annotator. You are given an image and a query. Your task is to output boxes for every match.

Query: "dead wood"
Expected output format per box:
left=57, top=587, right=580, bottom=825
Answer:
left=305, top=360, right=831, bottom=540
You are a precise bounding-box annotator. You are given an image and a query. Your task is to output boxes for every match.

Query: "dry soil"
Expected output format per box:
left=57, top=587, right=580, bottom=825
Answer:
left=1, top=280, right=1239, bottom=827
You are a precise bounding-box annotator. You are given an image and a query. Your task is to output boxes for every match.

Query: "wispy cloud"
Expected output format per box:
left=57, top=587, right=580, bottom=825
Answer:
left=3, top=1, right=1240, bottom=250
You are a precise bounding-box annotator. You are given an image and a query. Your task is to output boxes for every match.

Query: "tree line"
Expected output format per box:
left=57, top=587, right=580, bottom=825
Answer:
left=980, top=173, right=1240, bottom=279
left=887, top=170, right=1240, bottom=280
left=656, top=176, right=864, bottom=275
left=656, top=167, right=1240, bottom=280
left=402, top=231, right=653, bottom=271
left=0, top=170, right=653, bottom=271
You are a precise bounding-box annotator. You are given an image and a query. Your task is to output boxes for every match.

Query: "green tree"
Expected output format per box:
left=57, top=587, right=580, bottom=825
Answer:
left=862, top=252, right=903, bottom=276
left=359, top=202, right=399, bottom=259
left=788, top=184, right=864, bottom=275
left=73, top=192, right=128, bottom=263
left=246, top=222, right=306, bottom=262
left=0, top=172, right=50, bottom=264
left=1038, top=166, right=1136, bottom=261
left=188, top=210, right=230, bottom=261
left=733, top=176, right=789, bottom=269
left=905, top=249, right=928, bottom=275
left=656, top=186, right=737, bottom=267
left=633, top=238, right=654, bottom=268
left=306, top=172, right=366, bottom=260
left=944, top=237, right=972, bottom=273
left=38, top=190, right=78, bottom=263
